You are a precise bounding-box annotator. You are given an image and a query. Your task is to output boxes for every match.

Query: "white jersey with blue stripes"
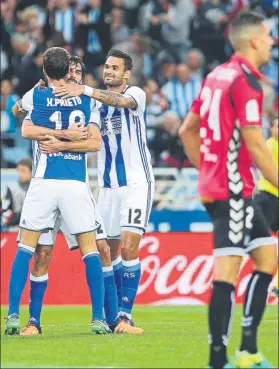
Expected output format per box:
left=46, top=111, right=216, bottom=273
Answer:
left=93, top=85, right=154, bottom=188
left=22, top=86, right=97, bottom=183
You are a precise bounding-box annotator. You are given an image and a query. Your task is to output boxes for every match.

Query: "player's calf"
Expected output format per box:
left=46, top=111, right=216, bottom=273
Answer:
left=77, top=232, right=106, bottom=326
left=97, top=240, right=111, bottom=267
left=7, top=241, right=37, bottom=325
left=108, top=240, right=123, bottom=310
left=239, top=244, right=277, bottom=360
left=208, top=255, right=243, bottom=369
left=26, top=245, right=53, bottom=329
left=120, top=232, right=142, bottom=322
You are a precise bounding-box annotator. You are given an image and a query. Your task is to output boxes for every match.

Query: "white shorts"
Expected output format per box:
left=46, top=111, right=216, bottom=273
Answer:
left=17, top=193, right=107, bottom=250
left=97, top=182, right=154, bottom=239
left=19, top=178, right=98, bottom=235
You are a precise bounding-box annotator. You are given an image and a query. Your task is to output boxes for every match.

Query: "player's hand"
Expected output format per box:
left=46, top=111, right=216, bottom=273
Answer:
left=54, top=84, right=85, bottom=99
left=39, top=135, right=63, bottom=154
left=67, top=123, right=88, bottom=141
left=34, top=79, right=46, bottom=89
left=16, top=99, right=27, bottom=114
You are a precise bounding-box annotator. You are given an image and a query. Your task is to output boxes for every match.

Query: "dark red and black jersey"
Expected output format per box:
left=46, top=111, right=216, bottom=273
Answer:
left=191, top=54, right=263, bottom=200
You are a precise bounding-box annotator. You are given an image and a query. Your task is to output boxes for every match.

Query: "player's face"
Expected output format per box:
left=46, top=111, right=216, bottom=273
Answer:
left=103, top=57, right=128, bottom=87
left=271, top=119, right=278, bottom=139
left=254, top=22, right=274, bottom=65
left=67, top=63, right=83, bottom=85
left=17, top=165, right=32, bottom=184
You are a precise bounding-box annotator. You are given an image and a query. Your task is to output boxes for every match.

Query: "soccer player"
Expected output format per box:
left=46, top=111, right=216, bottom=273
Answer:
left=53, top=49, right=155, bottom=325
left=5, top=47, right=112, bottom=336
left=12, top=56, right=143, bottom=335
left=179, top=11, right=277, bottom=369
left=254, top=115, right=278, bottom=297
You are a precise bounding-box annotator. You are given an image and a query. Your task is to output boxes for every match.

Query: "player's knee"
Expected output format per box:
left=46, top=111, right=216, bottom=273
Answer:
left=97, top=240, right=111, bottom=266
left=213, top=255, right=243, bottom=285
left=255, top=257, right=278, bottom=275
left=121, top=239, right=139, bottom=260
left=32, top=246, right=52, bottom=276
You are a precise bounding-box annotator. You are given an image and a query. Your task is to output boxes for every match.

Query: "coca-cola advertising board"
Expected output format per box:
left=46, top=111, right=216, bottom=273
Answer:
left=1, top=232, right=277, bottom=305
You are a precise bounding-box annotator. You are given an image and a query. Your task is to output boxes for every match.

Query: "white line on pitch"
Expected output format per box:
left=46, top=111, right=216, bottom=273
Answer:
left=1, top=320, right=277, bottom=329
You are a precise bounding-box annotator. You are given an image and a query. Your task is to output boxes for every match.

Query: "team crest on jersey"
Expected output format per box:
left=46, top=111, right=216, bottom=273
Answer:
left=100, top=107, right=122, bottom=136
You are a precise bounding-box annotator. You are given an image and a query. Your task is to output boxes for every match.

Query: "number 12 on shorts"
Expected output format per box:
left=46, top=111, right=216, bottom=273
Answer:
left=128, top=209, right=142, bottom=224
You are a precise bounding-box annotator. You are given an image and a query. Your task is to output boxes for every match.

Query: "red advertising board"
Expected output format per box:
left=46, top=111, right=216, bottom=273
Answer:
left=1, top=232, right=277, bottom=305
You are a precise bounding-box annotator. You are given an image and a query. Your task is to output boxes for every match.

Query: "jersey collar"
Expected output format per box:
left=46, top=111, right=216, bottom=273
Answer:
left=231, top=54, right=263, bottom=79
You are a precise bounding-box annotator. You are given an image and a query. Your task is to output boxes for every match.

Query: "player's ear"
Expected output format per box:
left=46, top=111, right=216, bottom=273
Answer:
left=124, top=70, right=131, bottom=81
left=250, top=36, right=259, bottom=50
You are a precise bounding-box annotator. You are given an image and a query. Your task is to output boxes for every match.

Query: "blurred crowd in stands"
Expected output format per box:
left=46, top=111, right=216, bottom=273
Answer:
left=1, top=0, right=278, bottom=169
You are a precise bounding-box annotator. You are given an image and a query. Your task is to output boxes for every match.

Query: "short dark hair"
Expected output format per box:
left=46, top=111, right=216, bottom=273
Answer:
left=70, top=55, right=86, bottom=81
left=230, top=10, right=265, bottom=29
left=43, top=47, right=70, bottom=80
left=229, top=10, right=265, bottom=49
left=17, top=158, right=32, bottom=171
left=106, top=49, right=133, bottom=71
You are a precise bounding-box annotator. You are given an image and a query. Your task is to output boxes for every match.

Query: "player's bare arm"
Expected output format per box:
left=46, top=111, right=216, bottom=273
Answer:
left=39, top=125, right=101, bottom=154
left=54, top=84, right=137, bottom=109
left=179, top=112, right=200, bottom=169
left=13, top=81, right=46, bottom=117
left=242, top=127, right=278, bottom=189
left=22, top=120, right=88, bottom=142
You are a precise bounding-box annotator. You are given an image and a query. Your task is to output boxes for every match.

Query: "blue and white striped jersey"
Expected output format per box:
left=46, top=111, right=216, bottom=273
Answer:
left=161, top=79, right=202, bottom=119
left=54, top=7, right=75, bottom=44
left=22, top=86, right=97, bottom=183
left=92, top=86, right=154, bottom=188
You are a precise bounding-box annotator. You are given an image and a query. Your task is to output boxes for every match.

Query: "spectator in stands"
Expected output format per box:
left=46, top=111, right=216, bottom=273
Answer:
left=84, top=72, right=99, bottom=87
left=75, top=0, right=112, bottom=71
left=262, top=15, right=279, bottom=93
left=153, top=53, right=176, bottom=87
left=113, top=32, right=149, bottom=85
left=161, top=64, right=201, bottom=119
left=1, top=16, right=14, bottom=80
left=261, top=80, right=276, bottom=139
left=15, top=45, right=45, bottom=97
left=112, top=0, right=145, bottom=30
left=144, top=79, right=169, bottom=141
left=16, top=6, right=44, bottom=43
left=192, top=0, right=228, bottom=65
left=111, top=7, right=130, bottom=44
left=149, top=110, right=188, bottom=167
left=1, top=0, right=15, bottom=35
left=51, top=0, right=76, bottom=47
left=10, top=34, right=33, bottom=70
left=185, top=48, right=205, bottom=84
left=1, top=158, right=32, bottom=232
left=1, top=80, right=19, bottom=134
left=143, top=0, right=195, bottom=62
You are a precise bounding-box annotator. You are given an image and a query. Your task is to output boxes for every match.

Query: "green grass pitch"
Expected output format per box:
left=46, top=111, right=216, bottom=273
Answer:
left=1, top=305, right=278, bottom=368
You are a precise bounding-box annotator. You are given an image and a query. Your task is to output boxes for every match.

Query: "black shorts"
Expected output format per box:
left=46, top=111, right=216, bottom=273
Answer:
left=204, top=196, right=274, bottom=257
left=254, top=190, right=278, bottom=233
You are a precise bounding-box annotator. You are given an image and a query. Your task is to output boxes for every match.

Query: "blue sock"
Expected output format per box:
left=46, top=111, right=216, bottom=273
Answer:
left=83, top=252, right=104, bottom=321
left=103, top=267, right=119, bottom=326
left=29, top=273, right=48, bottom=326
left=8, top=244, right=35, bottom=316
left=121, top=258, right=141, bottom=315
left=112, top=256, right=123, bottom=310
